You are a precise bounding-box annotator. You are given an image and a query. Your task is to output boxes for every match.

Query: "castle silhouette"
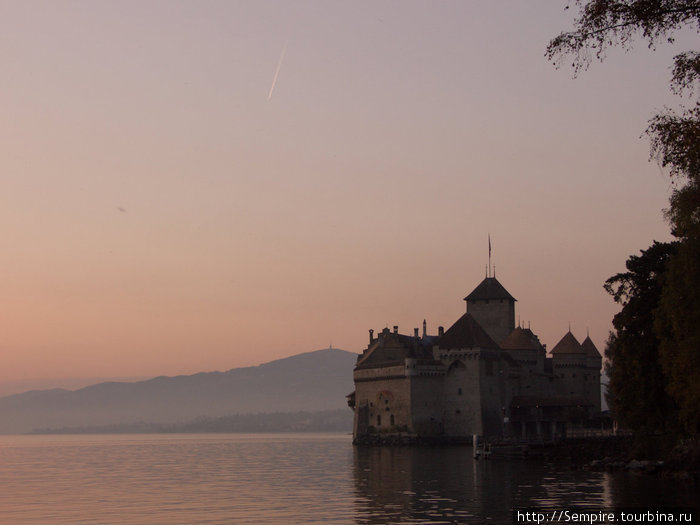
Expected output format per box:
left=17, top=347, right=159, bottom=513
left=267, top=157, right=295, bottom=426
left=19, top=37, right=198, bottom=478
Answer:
left=349, top=273, right=601, bottom=443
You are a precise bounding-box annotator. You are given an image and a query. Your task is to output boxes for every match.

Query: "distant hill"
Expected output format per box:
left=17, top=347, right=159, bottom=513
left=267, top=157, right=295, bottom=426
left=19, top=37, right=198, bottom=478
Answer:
left=0, top=348, right=359, bottom=434
left=30, top=409, right=353, bottom=435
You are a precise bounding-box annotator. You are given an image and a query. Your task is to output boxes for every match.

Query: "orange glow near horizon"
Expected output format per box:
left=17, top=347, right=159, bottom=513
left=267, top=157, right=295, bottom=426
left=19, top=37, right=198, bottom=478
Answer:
left=0, top=1, right=689, bottom=393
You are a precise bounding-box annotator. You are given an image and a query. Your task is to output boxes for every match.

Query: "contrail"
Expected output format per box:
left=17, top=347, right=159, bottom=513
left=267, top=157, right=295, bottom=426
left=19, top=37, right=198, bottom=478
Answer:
left=267, top=40, right=288, bottom=101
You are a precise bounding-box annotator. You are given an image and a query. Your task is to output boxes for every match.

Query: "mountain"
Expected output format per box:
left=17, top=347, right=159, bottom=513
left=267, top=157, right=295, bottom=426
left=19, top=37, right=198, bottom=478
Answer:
left=0, top=348, right=359, bottom=434
left=30, top=409, right=353, bottom=434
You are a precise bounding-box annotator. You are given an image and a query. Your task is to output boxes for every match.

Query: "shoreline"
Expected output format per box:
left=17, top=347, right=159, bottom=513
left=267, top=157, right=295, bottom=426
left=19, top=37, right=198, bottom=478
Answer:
left=354, top=433, right=700, bottom=481
left=521, top=435, right=699, bottom=481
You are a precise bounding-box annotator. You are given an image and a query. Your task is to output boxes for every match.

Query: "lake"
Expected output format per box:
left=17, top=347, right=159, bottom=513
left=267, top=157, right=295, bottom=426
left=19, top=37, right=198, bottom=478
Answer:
left=0, top=433, right=696, bottom=524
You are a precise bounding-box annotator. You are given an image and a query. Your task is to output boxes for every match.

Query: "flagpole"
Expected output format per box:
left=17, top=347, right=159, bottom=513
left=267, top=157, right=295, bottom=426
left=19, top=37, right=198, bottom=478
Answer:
left=488, top=234, right=491, bottom=278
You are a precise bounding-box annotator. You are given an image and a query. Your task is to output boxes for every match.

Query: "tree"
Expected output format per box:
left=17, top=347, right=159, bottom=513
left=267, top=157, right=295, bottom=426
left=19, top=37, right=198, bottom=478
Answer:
left=546, top=0, right=700, bottom=197
left=549, top=1, right=700, bottom=435
left=654, top=239, right=700, bottom=433
left=648, top=105, right=700, bottom=236
left=649, top=57, right=700, bottom=434
left=546, top=2, right=700, bottom=206
left=604, top=242, right=678, bottom=432
left=546, top=1, right=700, bottom=78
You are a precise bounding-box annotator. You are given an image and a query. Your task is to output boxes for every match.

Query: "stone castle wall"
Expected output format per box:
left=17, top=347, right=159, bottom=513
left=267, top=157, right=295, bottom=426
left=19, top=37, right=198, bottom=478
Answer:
left=353, top=374, right=412, bottom=434
left=466, top=299, right=515, bottom=344
left=409, top=374, right=445, bottom=436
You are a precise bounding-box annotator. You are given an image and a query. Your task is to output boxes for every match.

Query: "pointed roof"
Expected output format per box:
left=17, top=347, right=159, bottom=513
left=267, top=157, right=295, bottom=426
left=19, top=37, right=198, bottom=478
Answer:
left=581, top=336, right=601, bottom=358
left=355, top=329, right=440, bottom=370
left=500, top=327, right=543, bottom=351
left=464, top=277, right=516, bottom=302
left=550, top=331, right=583, bottom=355
left=437, top=313, right=499, bottom=350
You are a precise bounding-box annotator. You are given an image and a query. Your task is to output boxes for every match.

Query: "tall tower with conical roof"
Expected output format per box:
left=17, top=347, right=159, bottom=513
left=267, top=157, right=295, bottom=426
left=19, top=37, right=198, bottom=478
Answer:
left=550, top=330, right=601, bottom=411
left=581, top=334, right=602, bottom=411
left=464, top=276, right=516, bottom=345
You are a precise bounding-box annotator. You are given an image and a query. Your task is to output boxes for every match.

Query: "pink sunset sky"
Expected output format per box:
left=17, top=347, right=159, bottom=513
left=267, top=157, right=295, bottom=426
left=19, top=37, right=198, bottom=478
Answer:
left=0, top=1, right=694, bottom=394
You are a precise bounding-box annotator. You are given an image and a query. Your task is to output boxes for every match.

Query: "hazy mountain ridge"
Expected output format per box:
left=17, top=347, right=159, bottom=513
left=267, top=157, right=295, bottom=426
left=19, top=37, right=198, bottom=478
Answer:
left=30, top=409, right=353, bottom=435
left=0, top=348, right=358, bottom=434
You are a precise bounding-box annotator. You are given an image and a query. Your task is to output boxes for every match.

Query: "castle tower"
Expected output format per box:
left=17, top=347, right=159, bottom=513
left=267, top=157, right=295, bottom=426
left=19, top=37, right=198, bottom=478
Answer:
left=550, top=330, right=586, bottom=398
left=581, top=334, right=602, bottom=411
left=464, top=277, right=516, bottom=345
left=500, top=326, right=547, bottom=376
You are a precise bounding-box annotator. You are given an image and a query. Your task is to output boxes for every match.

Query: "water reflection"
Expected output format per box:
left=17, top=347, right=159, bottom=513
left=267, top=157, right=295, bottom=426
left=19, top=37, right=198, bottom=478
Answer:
left=353, top=446, right=523, bottom=523
left=352, top=446, right=696, bottom=524
left=0, top=434, right=696, bottom=524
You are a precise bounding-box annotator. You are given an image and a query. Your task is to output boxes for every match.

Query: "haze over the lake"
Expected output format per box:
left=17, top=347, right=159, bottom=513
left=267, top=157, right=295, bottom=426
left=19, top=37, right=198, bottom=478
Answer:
left=1, top=1, right=693, bottom=393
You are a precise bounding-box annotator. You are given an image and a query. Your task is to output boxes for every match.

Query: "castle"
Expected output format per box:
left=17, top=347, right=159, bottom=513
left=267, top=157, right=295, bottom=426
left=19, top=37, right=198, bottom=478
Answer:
left=348, top=273, right=602, bottom=443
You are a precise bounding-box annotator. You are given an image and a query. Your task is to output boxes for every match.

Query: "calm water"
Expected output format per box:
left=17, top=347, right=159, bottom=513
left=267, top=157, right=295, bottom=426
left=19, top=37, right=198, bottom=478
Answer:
left=0, top=433, right=696, bottom=524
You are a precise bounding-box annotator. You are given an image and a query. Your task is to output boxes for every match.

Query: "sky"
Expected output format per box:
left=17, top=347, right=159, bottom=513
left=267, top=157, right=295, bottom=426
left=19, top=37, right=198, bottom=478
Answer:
left=1, top=1, right=696, bottom=394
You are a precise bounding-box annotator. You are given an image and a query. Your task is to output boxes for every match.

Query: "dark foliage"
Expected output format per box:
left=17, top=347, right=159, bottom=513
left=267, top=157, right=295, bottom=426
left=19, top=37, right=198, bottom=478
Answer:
left=654, top=239, right=700, bottom=433
left=603, top=242, right=678, bottom=432
left=546, top=1, right=700, bottom=75
left=648, top=105, right=700, bottom=182
left=550, top=1, right=700, bottom=437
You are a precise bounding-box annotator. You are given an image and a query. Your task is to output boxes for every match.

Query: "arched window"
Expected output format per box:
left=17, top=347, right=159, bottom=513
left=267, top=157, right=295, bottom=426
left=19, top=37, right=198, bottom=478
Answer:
left=390, top=414, right=395, bottom=426
left=377, top=415, right=381, bottom=426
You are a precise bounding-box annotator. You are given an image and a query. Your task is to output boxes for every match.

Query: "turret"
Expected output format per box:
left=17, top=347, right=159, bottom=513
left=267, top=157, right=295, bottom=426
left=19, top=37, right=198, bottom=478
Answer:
left=581, top=334, right=602, bottom=411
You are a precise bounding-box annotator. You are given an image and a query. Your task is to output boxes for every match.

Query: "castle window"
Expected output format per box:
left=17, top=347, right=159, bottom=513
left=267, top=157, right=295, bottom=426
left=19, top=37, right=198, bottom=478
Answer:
left=390, top=415, right=395, bottom=426
left=385, top=399, right=388, bottom=405
left=456, top=409, right=461, bottom=415
left=377, top=415, right=381, bottom=426
left=458, top=387, right=462, bottom=396
left=486, top=360, right=493, bottom=376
